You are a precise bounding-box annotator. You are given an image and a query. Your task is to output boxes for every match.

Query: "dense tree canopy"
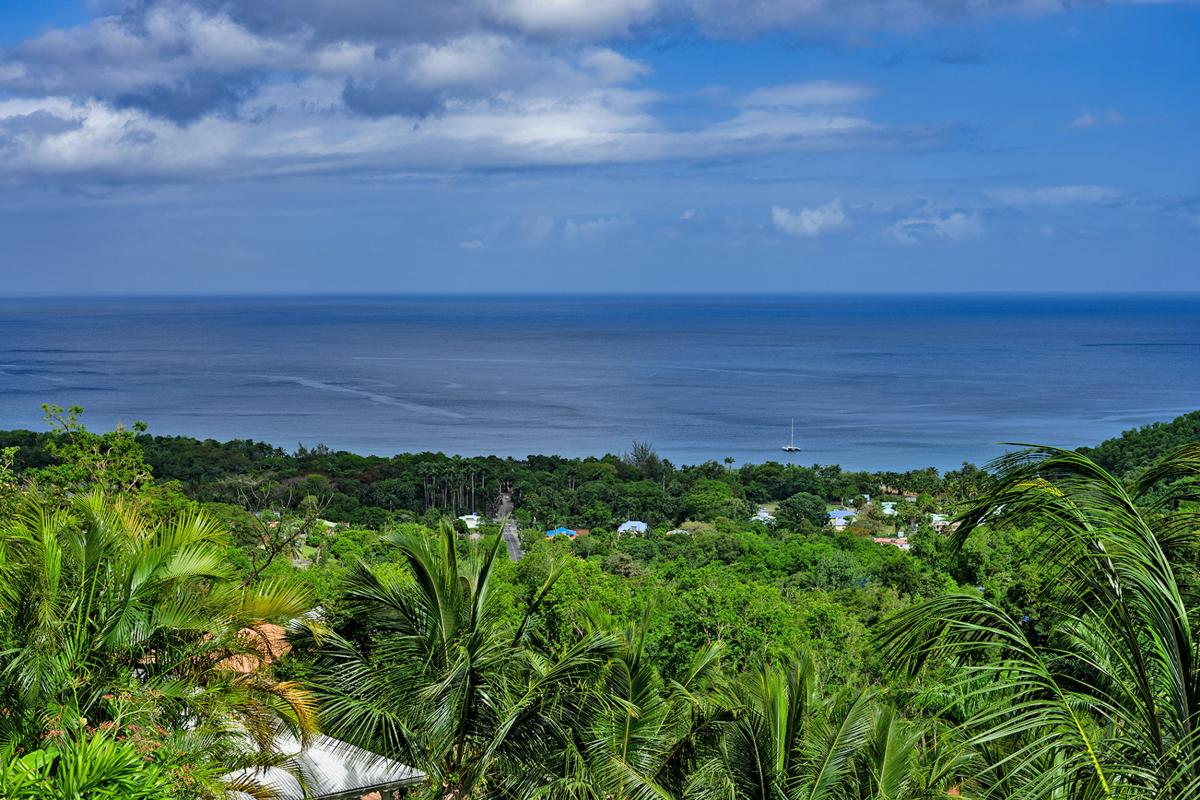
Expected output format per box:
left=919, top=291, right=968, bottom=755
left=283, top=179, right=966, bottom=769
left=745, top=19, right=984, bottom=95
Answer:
left=0, top=406, right=1196, bottom=799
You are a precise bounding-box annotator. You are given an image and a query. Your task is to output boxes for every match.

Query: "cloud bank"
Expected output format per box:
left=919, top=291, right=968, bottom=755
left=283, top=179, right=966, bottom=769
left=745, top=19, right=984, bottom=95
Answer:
left=0, top=0, right=1149, bottom=186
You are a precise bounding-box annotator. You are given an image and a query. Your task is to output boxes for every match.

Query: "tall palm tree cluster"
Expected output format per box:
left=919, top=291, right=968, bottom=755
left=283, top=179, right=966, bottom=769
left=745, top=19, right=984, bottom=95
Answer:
left=0, top=443, right=1197, bottom=800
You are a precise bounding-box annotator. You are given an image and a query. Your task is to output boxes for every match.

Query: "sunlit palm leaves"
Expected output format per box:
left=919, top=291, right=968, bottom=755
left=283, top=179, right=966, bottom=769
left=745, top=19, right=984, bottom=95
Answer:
left=883, top=444, right=1200, bottom=798
left=0, top=490, right=317, bottom=795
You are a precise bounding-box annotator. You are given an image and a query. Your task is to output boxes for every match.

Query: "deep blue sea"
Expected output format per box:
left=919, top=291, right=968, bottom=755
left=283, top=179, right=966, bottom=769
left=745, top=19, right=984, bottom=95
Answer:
left=0, top=295, right=1197, bottom=471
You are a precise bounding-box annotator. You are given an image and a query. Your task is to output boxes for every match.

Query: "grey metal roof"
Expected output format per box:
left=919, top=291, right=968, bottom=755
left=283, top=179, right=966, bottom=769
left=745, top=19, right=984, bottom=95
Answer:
left=227, top=734, right=422, bottom=800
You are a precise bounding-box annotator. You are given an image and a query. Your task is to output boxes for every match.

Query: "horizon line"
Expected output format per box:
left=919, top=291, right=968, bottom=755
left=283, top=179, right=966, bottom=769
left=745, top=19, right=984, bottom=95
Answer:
left=4, top=290, right=1200, bottom=300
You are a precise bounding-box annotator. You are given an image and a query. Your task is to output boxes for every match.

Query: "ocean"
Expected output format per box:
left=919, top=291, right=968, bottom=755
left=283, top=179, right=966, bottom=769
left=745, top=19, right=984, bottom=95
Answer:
left=0, top=294, right=1196, bottom=471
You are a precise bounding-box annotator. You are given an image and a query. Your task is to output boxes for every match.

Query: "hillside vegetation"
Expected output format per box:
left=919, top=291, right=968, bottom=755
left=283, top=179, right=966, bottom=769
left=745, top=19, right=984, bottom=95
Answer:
left=0, top=404, right=1196, bottom=799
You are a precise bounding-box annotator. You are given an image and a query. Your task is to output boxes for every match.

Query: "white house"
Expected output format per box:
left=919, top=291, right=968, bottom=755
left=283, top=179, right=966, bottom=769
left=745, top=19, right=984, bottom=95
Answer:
left=221, top=620, right=423, bottom=800
left=457, top=513, right=483, bottom=530
left=750, top=508, right=776, bottom=524
left=879, top=502, right=898, bottom=517
left=227, top=734, right=422, bottom=800
left=618, top=520, right=649, bottom=535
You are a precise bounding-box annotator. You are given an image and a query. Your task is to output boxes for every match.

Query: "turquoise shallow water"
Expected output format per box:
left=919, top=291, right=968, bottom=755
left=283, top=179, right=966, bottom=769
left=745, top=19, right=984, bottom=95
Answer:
left=0, top=294, right=1196, bottom=471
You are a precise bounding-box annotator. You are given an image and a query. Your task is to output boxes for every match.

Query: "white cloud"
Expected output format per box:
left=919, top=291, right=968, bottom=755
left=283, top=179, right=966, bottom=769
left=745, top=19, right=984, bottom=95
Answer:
left=408, top=35, right=524, bottom=87
left=579, top=48, right=650, bottom=83
left=682, top=0, right=1084, bottom=36
left=742, top=81, right=873, bottom=108
left=490, top=213, right=632, bottom=247
left=1071, top=108, right=1123, bottom=128
left=522, top=214, right=557, bottom=244
left=0, top=0, right=1118, bottom=186
left=888, top=211, right=982, bottom=245
left=488, top=0, right=657, bottom=36
left=563, top=215, right=631, bottom=241
left=772, top=199, right=847, bottom=238
left=988, top=185, right=1121, bottom=206
left=459, top=239, right=485, bottom=250
left=0, top=69, right=907, bottom=185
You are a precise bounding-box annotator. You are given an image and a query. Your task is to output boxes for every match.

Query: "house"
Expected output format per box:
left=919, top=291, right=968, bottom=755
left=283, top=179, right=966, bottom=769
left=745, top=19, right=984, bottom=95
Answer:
left=457, top=513, right=483, bottom=530
left=879, top=502, right=898, bottom=517
left=873, top=536, right=911, bottom=551
left=227, top=734, right=422, bottom=800
left=222, top=623, right=423, bottom=800
left=750, top=508, right=776, bottom=524
left=618, top=520, right=649, bottom=535
left=903, top=493, right=918, bottom=503
left=930, top=513, right=951, bottom=532
left=545, top=527, right=578, bottom=539
left=827, top=509, right=856, bottom=529
left=666, top=528, right=690, bottom=536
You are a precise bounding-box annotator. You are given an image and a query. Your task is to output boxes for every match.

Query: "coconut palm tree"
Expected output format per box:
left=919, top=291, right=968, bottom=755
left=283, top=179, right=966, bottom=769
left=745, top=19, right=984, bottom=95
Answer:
left=686, top=653, right=871, bottom=800
left=685, top=652, right=962, bottom=800
left=882, top=443, right=1200, bottom=799
left=0, top=490, right=318, bottom=795
left=301, top=524, right=619, bottom=800
left=507, top=605, right=731, bottom=800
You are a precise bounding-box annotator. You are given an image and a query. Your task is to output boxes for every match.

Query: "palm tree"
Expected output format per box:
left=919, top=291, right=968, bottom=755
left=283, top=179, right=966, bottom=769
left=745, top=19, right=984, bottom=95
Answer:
left=882, top=444, right=1200, bottom=799
left=301, top=524, right=619, bottom=800
left=686, top=653, right=869, bottom=800
left=510, top=605, right=731, bottom=800
left=0, top=490, right=318, bottom=795
left=686, top=653, right=960, bottom=800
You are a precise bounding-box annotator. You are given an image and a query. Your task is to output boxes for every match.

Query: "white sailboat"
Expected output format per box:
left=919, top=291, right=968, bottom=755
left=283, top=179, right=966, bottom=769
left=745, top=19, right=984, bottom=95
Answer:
left=781, top=418, right=801, bottom=452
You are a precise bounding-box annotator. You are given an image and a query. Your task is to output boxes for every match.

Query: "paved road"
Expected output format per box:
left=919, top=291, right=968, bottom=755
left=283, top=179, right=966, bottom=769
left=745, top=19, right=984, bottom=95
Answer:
left=496, top=493, right=524, bottom=561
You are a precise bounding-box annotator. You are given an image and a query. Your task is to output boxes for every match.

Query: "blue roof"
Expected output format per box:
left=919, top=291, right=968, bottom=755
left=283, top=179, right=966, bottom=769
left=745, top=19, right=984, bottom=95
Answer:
left=545, top=527, right=575, bottom=537
left=827, top=510, right=856, bottom=519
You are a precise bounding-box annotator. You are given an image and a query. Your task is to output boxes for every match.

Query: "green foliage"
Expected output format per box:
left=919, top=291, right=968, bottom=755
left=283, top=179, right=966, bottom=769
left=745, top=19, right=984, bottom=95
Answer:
left=33, top=405, right=152, bottom=494
left=682, top=479, right=748, bottom=521
left=1, top=405, right=1198, bottom=800
left=0, top=446, right=18, bottom=518
left=0, top=491, right=318, bottom=797
left=1080, top=408, right=1200, bottom=477
left=0, top=731, right=174, bottom=800
left=298, top=524, right=619, bottom=799
left=686, top=653, right=964, bottom=800
left=884, top=443, right=1200, bottom=798
left=777, top=491, right=828, bottom=531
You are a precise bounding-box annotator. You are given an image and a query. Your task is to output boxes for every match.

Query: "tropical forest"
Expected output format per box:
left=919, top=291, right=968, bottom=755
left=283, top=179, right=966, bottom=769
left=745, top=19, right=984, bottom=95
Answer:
left=0, top=406, right=1198, bottom=800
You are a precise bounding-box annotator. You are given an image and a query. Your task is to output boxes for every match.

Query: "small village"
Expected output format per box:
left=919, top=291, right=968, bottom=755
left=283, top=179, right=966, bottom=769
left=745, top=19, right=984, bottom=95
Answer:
left=499, top=492, right=959, bottom=555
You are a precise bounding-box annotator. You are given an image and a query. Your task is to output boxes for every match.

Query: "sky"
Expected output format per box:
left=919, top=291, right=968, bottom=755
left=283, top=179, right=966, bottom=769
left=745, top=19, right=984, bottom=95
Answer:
left=0, top=0, right=1197, bottom=294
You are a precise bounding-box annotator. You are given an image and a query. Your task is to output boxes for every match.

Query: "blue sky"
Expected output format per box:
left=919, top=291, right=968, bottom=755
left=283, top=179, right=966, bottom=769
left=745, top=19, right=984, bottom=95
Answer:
left=0, top=0, right=1196, bottom=293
